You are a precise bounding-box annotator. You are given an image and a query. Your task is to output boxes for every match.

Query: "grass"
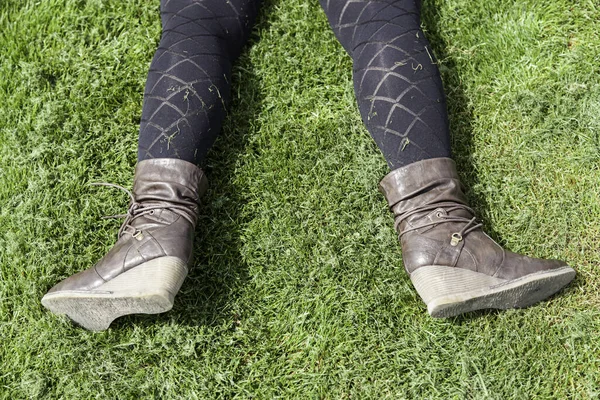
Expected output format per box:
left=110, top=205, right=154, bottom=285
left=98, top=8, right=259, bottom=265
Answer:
left=1, top=0, right=599, bottom=398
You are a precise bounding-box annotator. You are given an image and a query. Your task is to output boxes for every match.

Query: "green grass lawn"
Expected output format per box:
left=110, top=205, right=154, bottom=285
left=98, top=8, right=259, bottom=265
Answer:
left=1, top=0, right=599, bottom=398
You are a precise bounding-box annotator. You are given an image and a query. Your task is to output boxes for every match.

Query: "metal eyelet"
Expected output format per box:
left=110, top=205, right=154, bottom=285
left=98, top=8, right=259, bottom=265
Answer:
left=132, top=230, right=144, bottom=241
left=436, top=212, right=443, bottom=218
left=450, top=232, right=462, bottom=246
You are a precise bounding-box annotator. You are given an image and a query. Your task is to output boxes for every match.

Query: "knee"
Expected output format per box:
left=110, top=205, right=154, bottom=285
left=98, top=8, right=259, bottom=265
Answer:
left=349, top=0, right=422, bottom=51
left=161, top=0, right=253, bottom=39
left=161, top=0, right=220, bottom=34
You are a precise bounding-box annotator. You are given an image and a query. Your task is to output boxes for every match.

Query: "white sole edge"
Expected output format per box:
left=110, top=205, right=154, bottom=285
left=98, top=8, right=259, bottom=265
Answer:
left=41, top=257, right=188, bottom=331
left=410, top=265, right=576, bottom=318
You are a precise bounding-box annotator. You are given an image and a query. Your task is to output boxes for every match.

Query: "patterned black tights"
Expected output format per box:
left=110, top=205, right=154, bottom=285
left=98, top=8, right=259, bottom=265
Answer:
left=320, top=0, right=451, bottom=168
left=137, top=0, right=451, bottom=170
left=137, top=0, right=259, bottom=164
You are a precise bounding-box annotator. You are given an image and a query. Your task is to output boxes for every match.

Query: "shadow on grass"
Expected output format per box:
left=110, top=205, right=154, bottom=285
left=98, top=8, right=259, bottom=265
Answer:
left=111, top=2, right=276, bottom=330
left=419, top=0, right=513, bottom=322
left=423, top=0, right=506, bottom=248
left=421, top=1, right=577, bottom=322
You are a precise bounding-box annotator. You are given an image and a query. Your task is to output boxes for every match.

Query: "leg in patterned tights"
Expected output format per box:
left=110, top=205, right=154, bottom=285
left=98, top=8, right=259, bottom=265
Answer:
left=320, top=0, right=451, bottom=170
left=138, top=0, right=260, bottom=165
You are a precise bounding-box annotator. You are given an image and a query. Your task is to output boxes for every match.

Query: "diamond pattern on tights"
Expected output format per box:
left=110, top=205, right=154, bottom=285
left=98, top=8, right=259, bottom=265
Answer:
left=320, top=0, right=451, bottom=169
left=138, top=0, right=448, bottom=169
left=138, top=0, right=259, bottom=165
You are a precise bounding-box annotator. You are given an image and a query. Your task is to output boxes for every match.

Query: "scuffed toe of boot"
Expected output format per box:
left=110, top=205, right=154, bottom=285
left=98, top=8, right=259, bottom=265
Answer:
left=44, top=267, right=106, bottom=294
left=495, top=251, right=568, bottom=279
left=379, top=158, right=576, bottom=318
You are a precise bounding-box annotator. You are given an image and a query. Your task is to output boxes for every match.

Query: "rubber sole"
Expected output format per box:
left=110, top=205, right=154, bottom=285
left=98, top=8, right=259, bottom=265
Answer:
left=410, top=265, right=576, bottom=318
left=41, top=257, right=188, bottom=331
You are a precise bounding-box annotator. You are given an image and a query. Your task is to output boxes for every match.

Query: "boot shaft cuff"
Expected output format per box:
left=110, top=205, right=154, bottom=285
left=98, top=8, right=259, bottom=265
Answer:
left=133, top=158, right=208, bottom=206
left=379, top=157, right=465, bottom=209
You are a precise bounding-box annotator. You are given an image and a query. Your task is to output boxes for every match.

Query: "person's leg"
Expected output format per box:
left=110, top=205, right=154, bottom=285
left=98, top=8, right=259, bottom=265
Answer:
left=138, top=0, right=259, bottom=165
left=320, top=0, right=575, bottom=317
left=320, top=0, right=450, bottom=170
left=42, top=0, right=260, bottom=331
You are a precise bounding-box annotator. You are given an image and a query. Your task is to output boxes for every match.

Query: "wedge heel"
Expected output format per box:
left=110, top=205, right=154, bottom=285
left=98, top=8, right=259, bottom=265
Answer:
left=41, top=257, right=188, bottom=331
left=410, top=265, right=576, bottom=318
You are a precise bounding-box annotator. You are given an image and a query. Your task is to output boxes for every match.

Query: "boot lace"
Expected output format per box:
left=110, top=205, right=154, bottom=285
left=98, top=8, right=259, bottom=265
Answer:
left=396, top=202, right=483, bottom=246
left=91, top=183, right=195, bottom=238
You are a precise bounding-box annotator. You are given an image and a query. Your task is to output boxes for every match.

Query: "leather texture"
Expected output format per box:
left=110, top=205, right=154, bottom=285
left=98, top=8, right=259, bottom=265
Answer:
left=379, top=157, right=567, bottom=279
left=47, top=158, right=207, bottom=293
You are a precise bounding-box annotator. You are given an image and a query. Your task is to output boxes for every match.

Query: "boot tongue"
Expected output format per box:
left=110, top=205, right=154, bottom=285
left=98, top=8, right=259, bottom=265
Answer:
left=133, top=207, right=180, bottom=228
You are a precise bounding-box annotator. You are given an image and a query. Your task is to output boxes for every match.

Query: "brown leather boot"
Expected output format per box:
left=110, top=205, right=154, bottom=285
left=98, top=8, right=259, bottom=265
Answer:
left=42, top=158, right=208, bottom=330
left=379, top=157, right=575, bottom=318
